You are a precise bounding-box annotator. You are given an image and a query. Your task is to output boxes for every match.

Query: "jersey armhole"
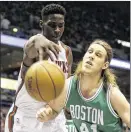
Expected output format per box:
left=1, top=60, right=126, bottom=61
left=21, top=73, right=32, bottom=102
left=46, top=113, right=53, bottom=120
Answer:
left=65, top=76, right=73, bottom=106
left=60, top=42, right=72, bottom=64
left=107, top=84, right=119, bottom=118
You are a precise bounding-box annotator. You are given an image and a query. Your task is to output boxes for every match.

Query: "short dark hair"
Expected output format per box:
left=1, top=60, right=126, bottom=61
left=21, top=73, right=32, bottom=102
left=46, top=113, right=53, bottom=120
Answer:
left=41, top=4, right=66, bottom=20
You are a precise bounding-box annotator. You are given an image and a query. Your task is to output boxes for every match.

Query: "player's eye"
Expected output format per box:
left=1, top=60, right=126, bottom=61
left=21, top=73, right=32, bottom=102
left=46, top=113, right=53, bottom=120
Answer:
left=88, top=49, right=93, bottom=53
left=96, top=53, right=101, bottom=57
left=58, top=23, right=64, bottom=28
left=47, top=22, right=56, bottom=28
left=47, top=22, right=64, bottom=29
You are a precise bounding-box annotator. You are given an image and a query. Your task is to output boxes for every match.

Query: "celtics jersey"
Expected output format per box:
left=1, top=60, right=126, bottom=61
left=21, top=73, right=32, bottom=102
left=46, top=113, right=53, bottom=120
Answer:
left=65, top=76, right=123, bottom=132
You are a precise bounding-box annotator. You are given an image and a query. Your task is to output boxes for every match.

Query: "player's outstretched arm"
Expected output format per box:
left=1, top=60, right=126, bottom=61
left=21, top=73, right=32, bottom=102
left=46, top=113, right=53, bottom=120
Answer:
left=24, top=34, right=61, bottom=61
left=36, top=79, right=68, bottom=122
left=110, top=87, right=130, bottom=128
left=20, top=34, right=62, bottom=80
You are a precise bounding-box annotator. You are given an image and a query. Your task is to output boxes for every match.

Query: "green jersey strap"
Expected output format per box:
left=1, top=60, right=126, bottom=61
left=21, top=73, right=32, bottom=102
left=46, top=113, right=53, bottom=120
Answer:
left=65, top=76, right=74, bottom=106
left=107, top=84, right=119, bottom=118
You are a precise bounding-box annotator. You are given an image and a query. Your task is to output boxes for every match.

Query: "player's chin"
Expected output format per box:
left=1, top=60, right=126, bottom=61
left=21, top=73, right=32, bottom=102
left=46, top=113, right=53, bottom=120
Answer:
left=82, top=68, right=93, bottom=74
left=51, top=37, right=61, bottom=43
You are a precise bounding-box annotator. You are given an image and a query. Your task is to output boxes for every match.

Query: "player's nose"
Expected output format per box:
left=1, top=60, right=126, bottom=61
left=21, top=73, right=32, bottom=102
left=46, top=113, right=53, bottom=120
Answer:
left=55, top=26, right=60, bottom=33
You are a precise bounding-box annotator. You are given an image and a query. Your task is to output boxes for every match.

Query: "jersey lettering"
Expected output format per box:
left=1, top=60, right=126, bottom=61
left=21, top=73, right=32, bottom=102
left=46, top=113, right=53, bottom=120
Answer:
left=70, top=105, right=104, bottom=125
left=80, top=123, right=97, bottom=132
left=66, top=124, right=77, bottom=132
left=66, top=123, right=97, bottom=132
left=55, top=60, right=68, bottom=73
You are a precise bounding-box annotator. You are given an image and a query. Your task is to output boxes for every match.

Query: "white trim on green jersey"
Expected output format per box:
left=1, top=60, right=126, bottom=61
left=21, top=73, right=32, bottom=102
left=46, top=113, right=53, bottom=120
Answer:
left=66, top=120, right=73, bottom=123
left=107, top=84, right=119, bottom=118
left=78, top=81, right=103, bottom=102
left=65, top=76, right=74, bottom=106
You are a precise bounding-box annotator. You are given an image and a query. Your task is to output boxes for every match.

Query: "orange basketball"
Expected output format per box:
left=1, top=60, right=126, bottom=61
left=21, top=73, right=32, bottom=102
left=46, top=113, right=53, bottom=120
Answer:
left=25, top=61, right=65, bottom=102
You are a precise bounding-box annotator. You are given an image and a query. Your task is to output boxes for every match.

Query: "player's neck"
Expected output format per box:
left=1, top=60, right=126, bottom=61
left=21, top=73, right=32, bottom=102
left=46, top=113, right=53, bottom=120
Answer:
left=80, top=73, right=102, bottom=92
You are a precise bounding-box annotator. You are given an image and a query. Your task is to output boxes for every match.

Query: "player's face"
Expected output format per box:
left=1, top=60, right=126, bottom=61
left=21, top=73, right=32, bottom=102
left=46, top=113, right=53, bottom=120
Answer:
left=43, top=14, right=65, bottom=43
left=82, top=43, right=109, bottom=75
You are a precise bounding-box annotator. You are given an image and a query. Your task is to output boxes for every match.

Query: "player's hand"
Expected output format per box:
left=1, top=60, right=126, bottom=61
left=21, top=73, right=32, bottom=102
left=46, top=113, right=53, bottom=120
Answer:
left=36, top=104, right=53, bottom=122
left=25, top=34, right=61, bottom=61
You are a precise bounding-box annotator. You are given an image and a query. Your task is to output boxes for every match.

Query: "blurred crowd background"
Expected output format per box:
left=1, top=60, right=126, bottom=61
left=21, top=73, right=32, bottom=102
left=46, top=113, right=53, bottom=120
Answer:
left=1, top=1, right=130, bottom=132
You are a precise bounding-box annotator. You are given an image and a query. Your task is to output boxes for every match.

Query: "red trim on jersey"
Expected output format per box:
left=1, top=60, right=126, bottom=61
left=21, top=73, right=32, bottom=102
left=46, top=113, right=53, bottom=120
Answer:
left=8, top=105, right=18, bottom=132
left=14, top=80, right=24, bottom=102
left=65, top=47, right=69, bottom=60
left=60, top=42, right=69, bottom=60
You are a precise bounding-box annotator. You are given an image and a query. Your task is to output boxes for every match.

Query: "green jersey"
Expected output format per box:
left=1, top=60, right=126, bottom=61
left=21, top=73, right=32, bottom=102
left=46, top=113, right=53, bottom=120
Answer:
left=65, top=76, right=122, bottom=132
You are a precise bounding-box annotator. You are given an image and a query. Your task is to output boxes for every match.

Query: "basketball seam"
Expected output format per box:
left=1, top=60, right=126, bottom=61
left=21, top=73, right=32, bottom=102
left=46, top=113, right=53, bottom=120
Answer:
left=47, top=63, right=65, bottom=97
left=36, top=68, right=45, bottom=101
left=51, top=63, right=65, bottom=80
left=40, top=64, right=56, bottom=99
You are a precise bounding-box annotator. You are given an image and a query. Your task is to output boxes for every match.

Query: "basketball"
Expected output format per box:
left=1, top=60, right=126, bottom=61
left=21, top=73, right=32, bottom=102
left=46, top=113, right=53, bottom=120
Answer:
left=25, top=61, right=65, bottom=102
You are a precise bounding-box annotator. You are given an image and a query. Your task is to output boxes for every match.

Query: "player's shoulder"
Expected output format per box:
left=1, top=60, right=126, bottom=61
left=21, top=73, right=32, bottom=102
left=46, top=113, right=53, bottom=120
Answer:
left=108, top=84, right=120, bottom=94
left=60, top=41, right=71, bottom=51
left=108, top=84, right=123, bottom=101
left=66, top=76, right=74, bottom=83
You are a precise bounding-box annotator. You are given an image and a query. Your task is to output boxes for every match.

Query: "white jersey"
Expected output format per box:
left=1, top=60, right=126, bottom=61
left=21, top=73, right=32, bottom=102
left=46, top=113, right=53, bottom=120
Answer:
left=5, top=41, right=69, bottom=132
left=15, top=41, right=69, bottom=117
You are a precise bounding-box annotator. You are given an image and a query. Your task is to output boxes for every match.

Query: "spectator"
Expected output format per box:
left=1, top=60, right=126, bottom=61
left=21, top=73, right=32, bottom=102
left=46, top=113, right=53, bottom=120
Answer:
left=1, top=13, right=10, bottom=30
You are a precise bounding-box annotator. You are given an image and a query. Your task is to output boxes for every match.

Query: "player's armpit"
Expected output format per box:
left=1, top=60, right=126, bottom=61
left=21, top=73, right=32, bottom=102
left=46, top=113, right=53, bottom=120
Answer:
left=64, top=108, right=72, bottom=120
left=110, top=87, right=130, bottom=128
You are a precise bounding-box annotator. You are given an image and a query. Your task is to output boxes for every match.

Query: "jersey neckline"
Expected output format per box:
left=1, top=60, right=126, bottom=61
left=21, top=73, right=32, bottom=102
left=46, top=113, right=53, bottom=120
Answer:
left=77, top=80, right=103, bottom=102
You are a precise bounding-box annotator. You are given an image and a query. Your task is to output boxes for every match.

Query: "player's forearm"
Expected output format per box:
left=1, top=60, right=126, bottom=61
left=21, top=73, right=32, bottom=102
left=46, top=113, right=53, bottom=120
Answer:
left=48, top=97, right=65, bottom=113
left=24, top=36, right=39, bottom=59
left=20, top=53, right=35, bottom=80
left=24, top=35, right=50, bottom=59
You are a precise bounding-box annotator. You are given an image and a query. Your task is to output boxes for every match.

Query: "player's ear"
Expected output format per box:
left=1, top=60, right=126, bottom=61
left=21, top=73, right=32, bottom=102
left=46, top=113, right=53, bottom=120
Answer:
left=39, top=20, right=44, bottom=28
left=102, top=61, right=109, bottom=70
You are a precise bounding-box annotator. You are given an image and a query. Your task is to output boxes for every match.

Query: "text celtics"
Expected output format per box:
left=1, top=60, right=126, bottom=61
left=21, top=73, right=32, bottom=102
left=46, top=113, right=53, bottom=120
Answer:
left=70, top=105, right=104, bottom=125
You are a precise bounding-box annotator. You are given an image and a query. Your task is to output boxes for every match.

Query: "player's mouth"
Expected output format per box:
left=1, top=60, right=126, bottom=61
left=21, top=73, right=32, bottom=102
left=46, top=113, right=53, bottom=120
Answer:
left=52, top=35, right=60, bottom=40
left=53, top=35, right=60, bottom=38
left=51, top=35, right=60, bottom=42
left=86, top=61, right=93, bottom=66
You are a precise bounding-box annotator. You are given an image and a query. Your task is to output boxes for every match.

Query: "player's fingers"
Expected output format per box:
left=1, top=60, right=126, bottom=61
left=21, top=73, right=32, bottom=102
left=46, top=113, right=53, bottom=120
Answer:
left=37, top=117, right=44, bottom=122
left=40, top=105, right=53, bottom=117
left=36, top=109, right=42, bottom=118
left=53, top=44, right=61, bottom=53
left=49, top=46, right=58, bottom=59
left=38, top=48, right=44, bottom=61
left=43, top=109, right=52, bottom=116
left=36, top=108, right=46, bottom=119
left=37, top=115, right=47, bottom=122
left=46, top=49, right=54, bottom=61
left=45, top=105, right=53, bottom=115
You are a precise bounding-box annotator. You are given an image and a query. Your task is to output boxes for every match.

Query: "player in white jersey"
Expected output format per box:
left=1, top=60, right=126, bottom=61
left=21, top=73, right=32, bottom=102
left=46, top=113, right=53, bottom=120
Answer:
left=5, top=4, right=73, bottom=132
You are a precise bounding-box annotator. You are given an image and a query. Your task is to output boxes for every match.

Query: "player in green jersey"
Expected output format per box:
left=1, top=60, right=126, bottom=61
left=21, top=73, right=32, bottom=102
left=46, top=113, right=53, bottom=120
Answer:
left=36, top=39, right=130, bottom=132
